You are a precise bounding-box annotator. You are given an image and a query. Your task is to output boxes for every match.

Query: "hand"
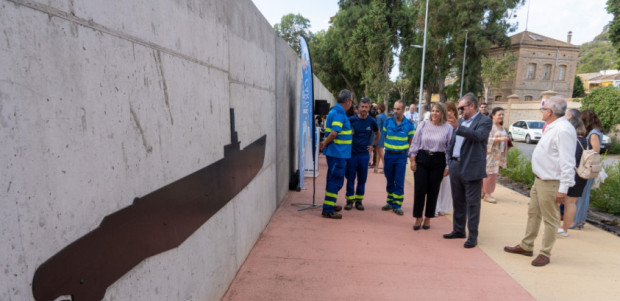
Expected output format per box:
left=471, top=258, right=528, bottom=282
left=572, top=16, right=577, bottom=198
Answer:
left=410, top=160, right=417, bottom=172
left=319, top=142, right=326, bottom=151
left=367, top=145, right=374, bottom=152
left=443, top=169, right=450, bottom=177
left=447, top=114, right=458, bottom=129
left=555, top=192, right=567, bottom=204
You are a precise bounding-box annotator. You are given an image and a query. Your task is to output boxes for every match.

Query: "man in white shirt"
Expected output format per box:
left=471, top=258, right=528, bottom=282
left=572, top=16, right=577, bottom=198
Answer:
left=504, top=96, right=576, bottom=267
left=404, top=104, right=419, bottom=128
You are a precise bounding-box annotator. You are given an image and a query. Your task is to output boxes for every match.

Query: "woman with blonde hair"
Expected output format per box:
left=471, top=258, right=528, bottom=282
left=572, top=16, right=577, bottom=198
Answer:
left=409, top=103, right=453, bottom=230
left=482, top=107, right=510, bottom=203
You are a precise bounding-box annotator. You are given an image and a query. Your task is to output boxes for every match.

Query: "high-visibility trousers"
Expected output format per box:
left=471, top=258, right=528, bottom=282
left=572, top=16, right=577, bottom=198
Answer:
left=323, top=156, right=347, bottom=213
left=384, top=151, right=407, bottom=209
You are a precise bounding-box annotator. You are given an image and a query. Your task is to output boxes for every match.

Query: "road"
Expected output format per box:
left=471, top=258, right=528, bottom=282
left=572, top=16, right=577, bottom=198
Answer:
left=513, top=141, right=618, bottom=167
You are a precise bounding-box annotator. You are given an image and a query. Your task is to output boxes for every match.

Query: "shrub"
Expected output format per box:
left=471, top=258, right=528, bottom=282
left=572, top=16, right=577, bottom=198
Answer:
left=500, top=147, right=535, bottom=188
left=590, top=161, right=620, bottom=214
left=607, top=137, right=620, bottom=155
left=580, top=86, right=620, bottom=132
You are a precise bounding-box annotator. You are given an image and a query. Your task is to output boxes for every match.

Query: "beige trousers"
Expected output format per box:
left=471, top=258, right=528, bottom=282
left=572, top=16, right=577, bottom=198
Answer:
left=520, top=178, right=560, bottom=257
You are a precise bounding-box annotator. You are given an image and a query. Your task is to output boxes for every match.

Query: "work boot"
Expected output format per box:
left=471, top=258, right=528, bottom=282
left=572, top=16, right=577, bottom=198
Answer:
left=344, top=201, right=353, bottom=210
left=393, top=208, right=404, bottom=215
left=321, top=212, right=342, bottom=219
left=355, top=201, right=365, bottom=211
left=334, top=205, right=342, bottom=212
left=381, top=204, right=393, bottom=211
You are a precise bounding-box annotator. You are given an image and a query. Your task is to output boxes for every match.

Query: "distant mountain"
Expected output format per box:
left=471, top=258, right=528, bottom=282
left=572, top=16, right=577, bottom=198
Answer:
left=577, top=24, right=618, bottom=73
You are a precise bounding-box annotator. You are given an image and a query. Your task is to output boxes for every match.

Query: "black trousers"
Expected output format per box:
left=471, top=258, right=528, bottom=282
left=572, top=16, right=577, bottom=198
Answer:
left=449, top=160, right=482, bottom=240
left=413, top=150, right=446, bottom=218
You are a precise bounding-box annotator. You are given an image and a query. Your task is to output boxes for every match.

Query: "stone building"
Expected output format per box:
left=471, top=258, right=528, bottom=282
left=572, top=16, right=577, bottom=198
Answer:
left=487, top=31, right=579, bottom=103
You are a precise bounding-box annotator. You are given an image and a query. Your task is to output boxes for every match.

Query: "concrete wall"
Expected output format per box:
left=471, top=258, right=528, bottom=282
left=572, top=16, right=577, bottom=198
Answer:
left=0, top=0, right=333, bottom=300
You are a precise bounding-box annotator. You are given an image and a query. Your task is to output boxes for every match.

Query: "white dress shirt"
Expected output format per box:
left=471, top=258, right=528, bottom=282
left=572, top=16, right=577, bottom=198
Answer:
left=531, top=117, right=577, bottom=193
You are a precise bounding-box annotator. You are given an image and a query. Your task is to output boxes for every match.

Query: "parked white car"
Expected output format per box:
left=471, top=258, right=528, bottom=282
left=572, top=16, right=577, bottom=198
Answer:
left=601, top=134, right=612, bottom=153
left=508, top=120, right=544, bottom=144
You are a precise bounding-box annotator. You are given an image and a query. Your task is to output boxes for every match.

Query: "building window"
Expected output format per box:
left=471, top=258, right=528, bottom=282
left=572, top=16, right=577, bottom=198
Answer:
left=524, top=95, right=533, bottom=101
left=527, top=64, right=536, bottom=80
left=495, top=95, right=502, bottom=102
left=543, top=64, right=552, bottom=80
left=558, top=65, right=566, bottom=81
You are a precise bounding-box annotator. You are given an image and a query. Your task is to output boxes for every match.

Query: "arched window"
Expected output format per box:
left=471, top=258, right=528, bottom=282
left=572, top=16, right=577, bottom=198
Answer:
left=543, top=64, right=552, bottom=80
left=527, top=64, right=536, bottom=80
left=558, top=65, right=567, bottom=81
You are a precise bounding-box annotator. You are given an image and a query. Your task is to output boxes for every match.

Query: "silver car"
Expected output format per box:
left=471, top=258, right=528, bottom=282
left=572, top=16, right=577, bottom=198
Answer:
left=508, top=120, right=544, bottom=144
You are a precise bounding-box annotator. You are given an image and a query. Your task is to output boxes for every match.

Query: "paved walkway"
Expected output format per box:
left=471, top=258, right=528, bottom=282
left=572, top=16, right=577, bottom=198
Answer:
left=222, top=156, right=620, bottom=301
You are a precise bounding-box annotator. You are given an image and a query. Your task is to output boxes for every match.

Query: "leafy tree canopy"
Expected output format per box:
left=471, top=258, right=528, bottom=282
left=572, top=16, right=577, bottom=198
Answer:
left=580, top=86, right=620, bottom=131
left=274, top=13, right=313, bottom=54
left=573, top=76, right=585, bottom=98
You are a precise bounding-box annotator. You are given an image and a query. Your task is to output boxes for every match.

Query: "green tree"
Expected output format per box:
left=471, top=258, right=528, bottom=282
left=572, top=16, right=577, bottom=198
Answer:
left=481, top=53, right=516, bottom=103
left=580, top=86, right=620, bottom=131
left=573, top=76, right=585, bottom=98
left=399, top=0, right=523, bottom=103
left=274, top=13, right=313, bottom=54
left=392, top=76, right=411, bottom=102
left=607, top=0, right=620, bottom=67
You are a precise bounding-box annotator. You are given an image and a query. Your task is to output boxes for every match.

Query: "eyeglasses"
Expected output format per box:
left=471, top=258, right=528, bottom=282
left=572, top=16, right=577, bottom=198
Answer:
left=458, top=106, right=466, bottom=111
left=540, top=107, right=550, bottom=112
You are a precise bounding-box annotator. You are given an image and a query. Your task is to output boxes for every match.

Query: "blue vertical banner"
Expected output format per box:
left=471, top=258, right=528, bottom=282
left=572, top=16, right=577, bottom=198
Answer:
left=297, top=36, right=313, bottom=190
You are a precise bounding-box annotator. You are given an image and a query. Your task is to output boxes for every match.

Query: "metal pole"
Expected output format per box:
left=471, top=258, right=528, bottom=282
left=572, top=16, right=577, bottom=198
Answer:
left=459, top=30, right=468, bottom=98
left=418, top=0, right=429, bottom=117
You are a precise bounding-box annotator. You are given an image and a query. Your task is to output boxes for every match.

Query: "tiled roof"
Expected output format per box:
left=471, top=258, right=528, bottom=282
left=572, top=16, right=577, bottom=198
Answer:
left=578, top=72, right=604, bottom=80
left=590, top=72, right=620, bottom=82
left=503, top=31, right=579, bottom=50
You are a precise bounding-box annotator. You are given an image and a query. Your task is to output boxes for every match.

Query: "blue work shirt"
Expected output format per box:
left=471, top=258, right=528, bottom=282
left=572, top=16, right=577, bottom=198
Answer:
left=349, top=115, right=378, bottom=155
left=382, top=117, right=415, bottom=152
left=323, top=104, right=352, bottom=158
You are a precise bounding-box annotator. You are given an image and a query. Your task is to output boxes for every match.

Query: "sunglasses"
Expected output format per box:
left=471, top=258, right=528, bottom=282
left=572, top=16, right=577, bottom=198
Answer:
left=540, top=107, right=550, bottom=112
left=458, top=106, right=466, bottom=111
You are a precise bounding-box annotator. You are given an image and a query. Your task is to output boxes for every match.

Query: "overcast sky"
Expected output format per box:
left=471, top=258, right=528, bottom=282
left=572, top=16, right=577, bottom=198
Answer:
left=252, top=0, right=613, bottom=45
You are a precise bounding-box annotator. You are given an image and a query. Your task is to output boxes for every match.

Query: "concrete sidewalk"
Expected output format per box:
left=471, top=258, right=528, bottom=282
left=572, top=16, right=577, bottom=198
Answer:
left=222, top=156, right=620, bottom=301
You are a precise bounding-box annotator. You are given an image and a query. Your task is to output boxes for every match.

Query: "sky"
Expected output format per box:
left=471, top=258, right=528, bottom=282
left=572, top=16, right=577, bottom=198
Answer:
left=251, top=0, right=613, bottom=45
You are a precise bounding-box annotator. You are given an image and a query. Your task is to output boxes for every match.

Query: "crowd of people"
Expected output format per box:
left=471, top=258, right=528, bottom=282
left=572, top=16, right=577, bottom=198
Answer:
left=317, top=90, right=606, bottom=267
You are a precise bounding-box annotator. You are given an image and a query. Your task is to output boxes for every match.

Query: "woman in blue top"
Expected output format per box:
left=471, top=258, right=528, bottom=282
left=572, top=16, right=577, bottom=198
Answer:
left=374, top=103, right=387, bottom=174
left=572, top=110, right=604, bottom=230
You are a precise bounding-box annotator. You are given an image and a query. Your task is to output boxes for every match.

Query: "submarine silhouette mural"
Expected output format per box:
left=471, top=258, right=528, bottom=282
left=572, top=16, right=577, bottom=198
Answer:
left=32, top=109, right=266, bottom=301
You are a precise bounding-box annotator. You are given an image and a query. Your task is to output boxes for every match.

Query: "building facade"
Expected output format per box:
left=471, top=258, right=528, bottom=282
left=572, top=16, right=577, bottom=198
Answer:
left=488, top=31, right=579, bottom=102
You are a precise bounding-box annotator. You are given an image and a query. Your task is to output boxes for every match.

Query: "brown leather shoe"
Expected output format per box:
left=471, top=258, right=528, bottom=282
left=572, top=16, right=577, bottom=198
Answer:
left=531, top=254, right=550, bottom=267
left=504, top=244, right=533, bottom=257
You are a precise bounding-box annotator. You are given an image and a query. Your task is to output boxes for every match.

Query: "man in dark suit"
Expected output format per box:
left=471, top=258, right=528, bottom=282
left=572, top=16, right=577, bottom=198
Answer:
left=443, top=93, right=493, bottom=248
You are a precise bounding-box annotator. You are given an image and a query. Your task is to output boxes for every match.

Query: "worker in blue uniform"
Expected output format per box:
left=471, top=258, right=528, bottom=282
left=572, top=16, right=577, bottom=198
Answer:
left=381, top=100, right=415, bottom=215
left=345, top=97, right=379, bottom=211
left=319, top=89, right=353, bottom=219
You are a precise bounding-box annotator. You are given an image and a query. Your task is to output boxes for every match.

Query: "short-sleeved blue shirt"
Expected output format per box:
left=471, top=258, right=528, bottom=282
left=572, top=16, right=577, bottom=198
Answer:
left=349, top=115, right=378, bottom=155
left=323, top=104, right=352, bottom=158
left=382, top=117, right=415, bottom=152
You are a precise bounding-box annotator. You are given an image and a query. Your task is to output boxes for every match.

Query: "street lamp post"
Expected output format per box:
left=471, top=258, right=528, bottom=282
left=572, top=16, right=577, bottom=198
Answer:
left=459, top=30, right=468, bottom=98
left=418, top=0, right=429, bottom=118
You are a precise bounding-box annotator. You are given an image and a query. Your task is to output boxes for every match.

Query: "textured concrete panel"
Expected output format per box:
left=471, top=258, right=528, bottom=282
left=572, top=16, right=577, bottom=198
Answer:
left=227, top=0, right=276, bottom=90
left=73, top=0, right=230, bottom=71
left=1, top=0, right=333, bottom=300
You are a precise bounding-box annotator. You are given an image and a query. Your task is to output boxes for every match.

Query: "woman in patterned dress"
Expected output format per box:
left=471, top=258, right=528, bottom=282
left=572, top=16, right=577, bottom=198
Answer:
left=482, top=107, right=509, bottom=204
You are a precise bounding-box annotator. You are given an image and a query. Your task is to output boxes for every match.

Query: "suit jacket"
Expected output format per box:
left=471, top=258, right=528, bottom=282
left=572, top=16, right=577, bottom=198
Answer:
left=448, top=113, right=493, bottom=180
